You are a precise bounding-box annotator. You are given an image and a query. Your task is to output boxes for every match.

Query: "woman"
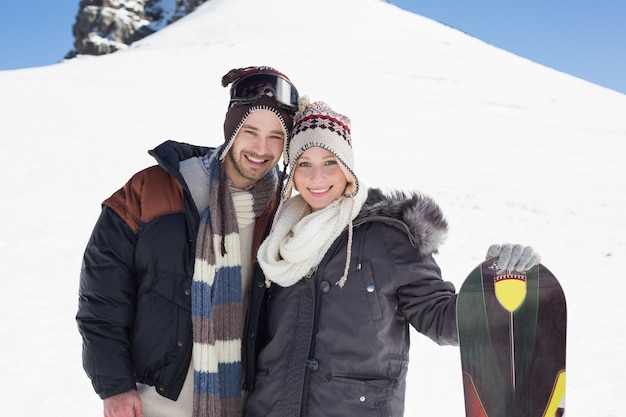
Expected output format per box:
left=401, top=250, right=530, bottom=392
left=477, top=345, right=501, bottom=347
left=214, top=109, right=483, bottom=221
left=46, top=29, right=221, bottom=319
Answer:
left=245, top=98, right=539, bottom=417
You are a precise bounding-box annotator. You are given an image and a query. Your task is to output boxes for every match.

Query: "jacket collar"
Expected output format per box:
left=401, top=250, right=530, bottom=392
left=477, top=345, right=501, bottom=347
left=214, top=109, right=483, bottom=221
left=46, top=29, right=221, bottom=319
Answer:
left=354, top=188, right=448, bottom=256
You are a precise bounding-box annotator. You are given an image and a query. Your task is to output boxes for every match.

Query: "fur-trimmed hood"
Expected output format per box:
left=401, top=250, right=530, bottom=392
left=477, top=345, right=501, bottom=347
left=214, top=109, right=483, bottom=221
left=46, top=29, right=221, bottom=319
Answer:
left=354, top=188, right=448, bottom=256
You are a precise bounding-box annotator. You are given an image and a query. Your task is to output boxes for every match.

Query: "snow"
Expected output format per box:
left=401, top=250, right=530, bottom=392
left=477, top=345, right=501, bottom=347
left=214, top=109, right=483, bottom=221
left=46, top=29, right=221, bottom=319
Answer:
left=1, top=0, right=624, bottom=415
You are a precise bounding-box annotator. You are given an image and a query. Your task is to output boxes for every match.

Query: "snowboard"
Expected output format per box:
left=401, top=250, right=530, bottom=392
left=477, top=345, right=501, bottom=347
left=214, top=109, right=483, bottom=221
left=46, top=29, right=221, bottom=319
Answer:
left=456, top=258, right=566, bottom=417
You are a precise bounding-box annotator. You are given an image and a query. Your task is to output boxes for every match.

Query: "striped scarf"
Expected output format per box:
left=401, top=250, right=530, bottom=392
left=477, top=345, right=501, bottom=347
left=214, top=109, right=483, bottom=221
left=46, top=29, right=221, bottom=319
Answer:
left=192, top=147, right=277, bottom=417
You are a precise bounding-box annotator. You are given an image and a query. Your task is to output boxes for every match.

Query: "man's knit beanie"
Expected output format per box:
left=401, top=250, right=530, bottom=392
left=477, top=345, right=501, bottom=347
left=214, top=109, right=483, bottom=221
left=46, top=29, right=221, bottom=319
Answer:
left=220, top=66, right=296, bottom=162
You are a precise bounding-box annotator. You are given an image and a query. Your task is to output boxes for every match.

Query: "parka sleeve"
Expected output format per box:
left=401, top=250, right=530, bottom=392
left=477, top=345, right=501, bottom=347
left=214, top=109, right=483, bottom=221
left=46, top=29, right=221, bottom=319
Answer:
left=76, top=205, right=139, bottom=399
left=381, top=225, right=458, bottom=346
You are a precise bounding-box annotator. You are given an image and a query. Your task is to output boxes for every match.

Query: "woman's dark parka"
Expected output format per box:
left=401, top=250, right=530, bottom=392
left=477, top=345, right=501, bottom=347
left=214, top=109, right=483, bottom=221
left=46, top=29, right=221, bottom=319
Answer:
left=244, top=188, right=459, bottom=417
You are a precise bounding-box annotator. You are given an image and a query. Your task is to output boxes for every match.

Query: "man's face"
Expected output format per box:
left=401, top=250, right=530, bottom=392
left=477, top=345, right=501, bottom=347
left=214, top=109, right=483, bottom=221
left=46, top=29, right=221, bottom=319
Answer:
left=223, top=109, right=285, bottom=189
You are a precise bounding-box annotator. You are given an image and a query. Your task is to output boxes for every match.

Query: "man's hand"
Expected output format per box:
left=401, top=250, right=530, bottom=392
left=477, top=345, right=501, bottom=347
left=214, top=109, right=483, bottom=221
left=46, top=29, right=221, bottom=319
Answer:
left=103, top=389, right=144, bottom=417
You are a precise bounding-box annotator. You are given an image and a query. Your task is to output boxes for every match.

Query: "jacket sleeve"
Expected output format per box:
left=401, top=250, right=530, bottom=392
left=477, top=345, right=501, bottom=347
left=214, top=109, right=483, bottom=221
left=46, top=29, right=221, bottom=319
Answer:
left=382, top=225, right=458, bottom=346
left=76, top=205, right=138, bottom=399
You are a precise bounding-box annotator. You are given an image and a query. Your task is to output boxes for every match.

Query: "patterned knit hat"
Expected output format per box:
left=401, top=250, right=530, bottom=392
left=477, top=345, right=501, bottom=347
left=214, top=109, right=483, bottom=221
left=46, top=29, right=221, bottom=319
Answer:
left=282, top=97, right=359, bottom=200
left=220, top=66, right=298, bottom=162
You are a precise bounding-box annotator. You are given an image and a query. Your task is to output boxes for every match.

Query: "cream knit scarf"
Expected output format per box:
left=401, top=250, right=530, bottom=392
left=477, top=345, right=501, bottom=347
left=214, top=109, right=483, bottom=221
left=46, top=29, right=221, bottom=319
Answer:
left=258, top=188, right=367, bottom=288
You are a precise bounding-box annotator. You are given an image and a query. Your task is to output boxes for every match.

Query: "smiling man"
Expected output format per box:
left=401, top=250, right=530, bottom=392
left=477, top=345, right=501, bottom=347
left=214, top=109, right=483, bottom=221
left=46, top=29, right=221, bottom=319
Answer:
left=76, top=66, right=300, bottom=417
left=223, top=109, right=287, bottom=189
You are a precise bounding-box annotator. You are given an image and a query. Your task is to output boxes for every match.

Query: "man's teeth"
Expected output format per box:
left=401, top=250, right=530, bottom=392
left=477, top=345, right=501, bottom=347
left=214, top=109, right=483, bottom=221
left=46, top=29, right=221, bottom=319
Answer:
left=248, top=156, right=265, bottom=163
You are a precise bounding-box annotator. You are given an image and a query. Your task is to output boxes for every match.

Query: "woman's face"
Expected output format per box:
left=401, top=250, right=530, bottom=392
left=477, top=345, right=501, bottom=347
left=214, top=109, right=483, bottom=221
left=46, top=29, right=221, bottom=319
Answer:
left=293, top=146, right=348, bottom=212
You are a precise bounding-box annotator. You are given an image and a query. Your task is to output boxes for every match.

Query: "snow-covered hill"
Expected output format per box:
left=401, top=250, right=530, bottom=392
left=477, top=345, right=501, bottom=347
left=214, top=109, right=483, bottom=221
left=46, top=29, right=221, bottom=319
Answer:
left=1, top=0, right=624, bottom=415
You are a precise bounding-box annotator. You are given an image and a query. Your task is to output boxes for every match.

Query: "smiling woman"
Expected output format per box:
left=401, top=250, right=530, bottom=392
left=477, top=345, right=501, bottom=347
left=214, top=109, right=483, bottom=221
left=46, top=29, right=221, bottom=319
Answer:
left=292, top=146, right=349, bottom=212
left=256, top=97, right=368, bottom=291
left=249, top=98, right=458, bottom=416
left=247, top=97, right=539, bottom=417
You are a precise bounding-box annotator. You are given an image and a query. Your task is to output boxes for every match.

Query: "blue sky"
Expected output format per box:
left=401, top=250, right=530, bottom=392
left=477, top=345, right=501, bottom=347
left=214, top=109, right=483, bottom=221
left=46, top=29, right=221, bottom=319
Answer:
left=1, top=0, right=624, bottom=94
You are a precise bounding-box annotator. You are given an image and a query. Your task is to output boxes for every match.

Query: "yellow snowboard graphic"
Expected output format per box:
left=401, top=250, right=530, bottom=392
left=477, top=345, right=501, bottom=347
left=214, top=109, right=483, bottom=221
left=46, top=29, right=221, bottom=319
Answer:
left=457, top=259, right=566, bottom=417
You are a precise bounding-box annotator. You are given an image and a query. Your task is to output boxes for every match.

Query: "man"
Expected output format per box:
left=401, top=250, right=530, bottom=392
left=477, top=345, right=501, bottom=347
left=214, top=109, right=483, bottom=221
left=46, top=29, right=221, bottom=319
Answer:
left=77, top=66, right=300, bottom=417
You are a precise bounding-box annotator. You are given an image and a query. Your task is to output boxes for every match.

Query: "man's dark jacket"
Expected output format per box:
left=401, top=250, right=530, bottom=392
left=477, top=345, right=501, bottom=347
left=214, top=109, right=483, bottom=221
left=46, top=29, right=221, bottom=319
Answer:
left=76, top=140, right=274, bottom=400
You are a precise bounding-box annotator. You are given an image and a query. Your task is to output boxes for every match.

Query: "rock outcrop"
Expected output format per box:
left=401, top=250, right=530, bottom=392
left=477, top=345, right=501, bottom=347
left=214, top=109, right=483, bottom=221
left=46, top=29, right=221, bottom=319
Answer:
left=66, top=0, right=209, bottom=58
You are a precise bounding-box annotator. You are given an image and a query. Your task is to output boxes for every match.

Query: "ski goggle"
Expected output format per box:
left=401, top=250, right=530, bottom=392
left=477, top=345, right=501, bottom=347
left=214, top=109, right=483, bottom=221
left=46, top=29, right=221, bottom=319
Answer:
left=229, top=71, right=299, bottom=114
